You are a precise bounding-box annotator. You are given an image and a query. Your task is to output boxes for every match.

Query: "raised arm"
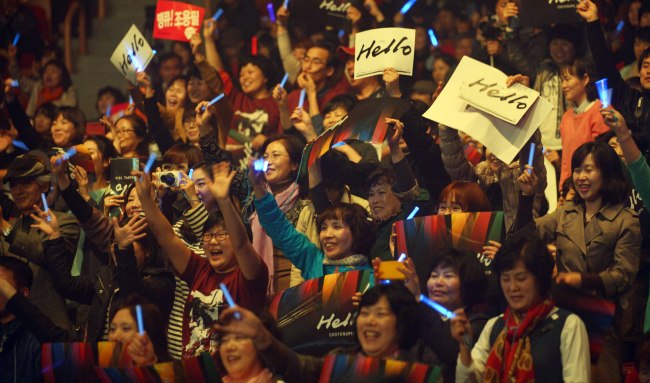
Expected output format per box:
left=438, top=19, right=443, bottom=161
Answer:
left=208, top=162, right=264, bottom=280
left=202, top=19, right=224, bottom=72
left=132, top=170, right=192, bottom=275
left=275, top=6, right=301, bottom=84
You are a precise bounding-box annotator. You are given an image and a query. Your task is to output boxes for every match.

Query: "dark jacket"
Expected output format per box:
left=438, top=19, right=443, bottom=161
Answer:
left=0, top=319, right=42, bottom=383
left=585, top=20, right=650, bottom=156
left=43, top=237, right=174, bottom=342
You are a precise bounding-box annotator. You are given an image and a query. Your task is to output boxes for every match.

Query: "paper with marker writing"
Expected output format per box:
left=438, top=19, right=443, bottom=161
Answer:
left=457, top=59, right=540, bottom=125
left=110, top=25, right=155, bottom=84
left=423, top=56, right=552, bottom=164
left=354, top=28, right=415, bottom=79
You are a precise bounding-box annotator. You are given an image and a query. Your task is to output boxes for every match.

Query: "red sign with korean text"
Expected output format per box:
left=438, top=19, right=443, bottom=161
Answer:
left=153, top=1, right=205, bottom=42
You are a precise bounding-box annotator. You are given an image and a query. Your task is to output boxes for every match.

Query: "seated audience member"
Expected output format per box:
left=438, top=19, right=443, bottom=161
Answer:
left=0, top=257, right=41, bottom=383
left=215, top=283, right=437, bottom=383
left=0, top=154, right=80, bottom=331
left=451, top=235, right=591, bottom=383
left=134, top=163, right=267, bottom=357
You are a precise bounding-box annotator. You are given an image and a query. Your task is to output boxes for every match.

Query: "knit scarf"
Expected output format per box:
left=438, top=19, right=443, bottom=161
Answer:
left=37, top=86, right=64, bottom=109
left=249, top=183, right=299, bottom=296
left=484, top=299, right=555, bottom=383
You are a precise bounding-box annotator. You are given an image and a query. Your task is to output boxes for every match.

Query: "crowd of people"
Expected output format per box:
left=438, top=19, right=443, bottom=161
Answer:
left=1, top=0, right=650, bottom=382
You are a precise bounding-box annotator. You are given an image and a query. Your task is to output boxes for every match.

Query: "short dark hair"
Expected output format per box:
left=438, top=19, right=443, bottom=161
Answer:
left=95, top=86, right=126, bottom=111
left=560, top=58, right=598, bottom=101
left=203, top=212, right=226, bottom=234
left=310, top=41, right=339, bottom=70
left=162, top=143, right=204, bottom=169
left=358, top=283, right=420, bottom=350
left=323, top=94, right=357, bottom=116
left=0, top=257, right=33, bottom=290
left=366, top=166, right=397, bottom=190
left=570, top=142, right=631, bottom=206
left=259, top=135, right=305, bottom=181
left=56, top=106, right=87, bottom=145
left=34, top=102, right=58, bottom=121
left=430, top=249, right=488, bottom=309
left=639, top=46, right=650, bottom=71
left=493, top=234, right=555, bottom=298
left=42, top=59, right=72, bottom=91
left=238, top=55, right=278, bottom=90
left=317, top=203, right=375, bottom=256
left=158, top=52, right=182, bottom=67
left=636, top=27, right=650, bottom=43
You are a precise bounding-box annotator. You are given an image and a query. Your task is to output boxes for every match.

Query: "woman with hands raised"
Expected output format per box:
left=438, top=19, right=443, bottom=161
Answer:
left=511, top=141, right=641, bottom=382
left=132, top=167, right=266, bottom=358
left=29, top=202, right=174, bottom=343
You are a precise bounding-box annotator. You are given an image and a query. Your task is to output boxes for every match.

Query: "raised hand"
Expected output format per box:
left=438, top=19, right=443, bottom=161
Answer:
left=272, top=84, right=288, bottom=106
left=450, top=308, right=473, bottom=346
left=103, top=194, right=125, bottom=218
left=397, top=258, right=421, bottom=298
left=482, top=240, right=502, bottom=260
left=195, top=101, right=213, bottom=127
left=506, top=74, right=530, bottom=88
left=50, top=154, right=71, bottom=190
left=208, top=162, right=236, bottom=200
left=203, top=19, right=216, bottom=39
left=277, top=3, right=290, bottom=25
left=179, top=171, right=200, bottom=208
left=30, top=205, right=60, bottom=240
left=385, top=118, right=404, bottom=149
left=517, top=165, right=538, bottom=196
left=111, top=215, right=148, bottom=249
left=383, top=68, right=401, bottom=98
left=131, top=170, right=154, bottom=203
left=127, top=332, right=157, bottom=367
left=576, top=0, right=598, bottom=22
left=72, top=165, right=90, bottom=200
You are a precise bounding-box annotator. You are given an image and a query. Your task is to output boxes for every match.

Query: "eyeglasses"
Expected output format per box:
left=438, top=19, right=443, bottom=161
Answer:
left=203, top=232, right=229, bottom=242
left=116, top=129, right=136, bottom=135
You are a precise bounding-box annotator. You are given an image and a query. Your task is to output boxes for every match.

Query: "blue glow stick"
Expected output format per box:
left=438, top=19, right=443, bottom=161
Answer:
left=595, top=78, right=612, bottom=108
left=616, top=21, right=625, bottom=34
left=420, top=294, right=455, bottom=318
left=254, top=158, right=269, bottom=172
left=331, top=141, right=346, bottom=148
left=407, top=206, right=419, bottom=220
left=106, top=104, right=112, bottom=117
left=338, top=29, right=346, bottom=39
left=41, top=193, right=51, bottom=221
left=144, top=152, right=157, bottom=174
left=400, top=0, right=417, bottom=14
left=135, top=304, right=145, bottom=334
left=298, top=89, right=306, bottom=109
left=397, top=253, right=407, bottom=262
left=212, top=8, right=224, bottom=21
left=55, top=147, right=77, bottom=165
left=219, top=283, right=242, bottom=319
left=283, top=0, right=289, bottom=8
left=9, top=79, right=19, bottom=87
left=188, top=169, right=194, bottom=180
left=12, top=33, right=20, bottom=46
left=427, top=29, right=438, bottom=47
left=129, top=95, right=134, bottom=105
left=12, top=140, right=28, bottom=151
left=280, top=73, right=289, bottom=88
left=152, top=49, right=157, bottom=56
left=267, top=3, right=276, bottom=23
left=200, top=93, right=225, bottom=112
left=527, top=143, right=535, bottom=174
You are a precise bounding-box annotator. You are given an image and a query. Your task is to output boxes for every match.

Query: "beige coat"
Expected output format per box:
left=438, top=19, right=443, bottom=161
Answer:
left=535, top=201, right=641, bottom=298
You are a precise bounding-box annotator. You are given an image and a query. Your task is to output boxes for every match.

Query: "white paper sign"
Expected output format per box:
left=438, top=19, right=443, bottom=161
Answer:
left=458, top=66, right=540, bottom=125
left=423, top=56, right=552, bottom=164
left=354, top=28, right=415, bottom=79
left=110, top=25, right=154, bottom=84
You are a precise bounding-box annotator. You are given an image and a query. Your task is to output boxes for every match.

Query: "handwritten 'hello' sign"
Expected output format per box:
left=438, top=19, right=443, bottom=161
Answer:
left=458, top=58, right=540, bottom=125
left=110, top=25, right=155, bottom=84
left=354, top=28, right=415, bottom=79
